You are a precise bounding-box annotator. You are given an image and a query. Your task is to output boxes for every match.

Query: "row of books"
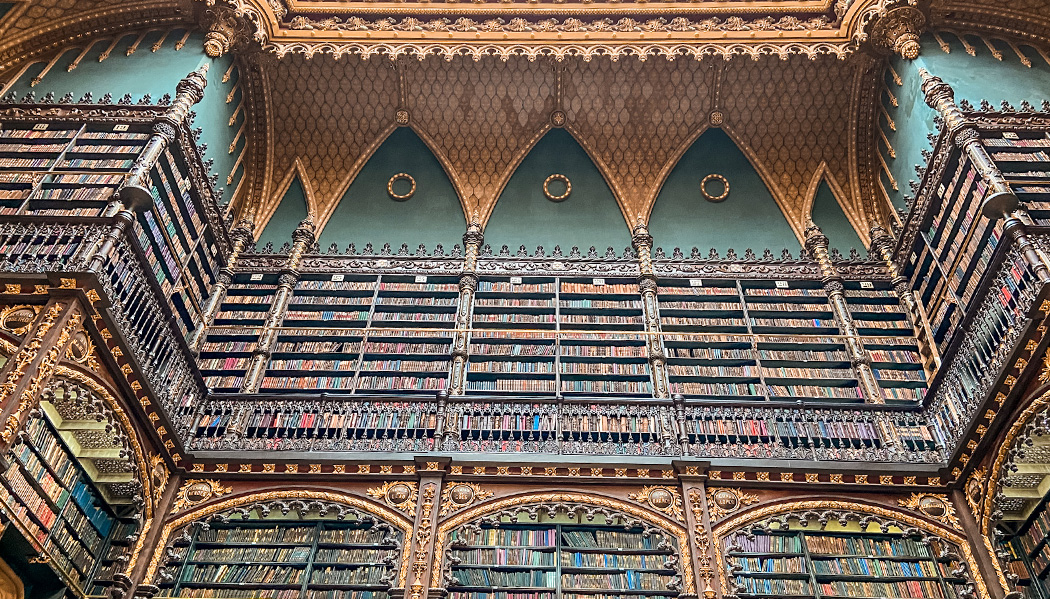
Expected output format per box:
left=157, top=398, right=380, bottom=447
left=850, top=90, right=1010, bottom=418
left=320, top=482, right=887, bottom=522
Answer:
left=732, top=556, right=806, bottom=573
left=177, top=545, right=313, bottom=563
left=452, top=569, right=558, bottom=587
left=561, top=552, right=669, bottom=569
left=453, top=549, right=555, bottom=566
left=178, top=564, right=305, bottom=584
left=817, top=579, right=947, bottom=598
left=812, top=557, right=939, bottom=577
left=734, top=577, right=808, bottom=596
left=310, top=566, right=388, bottom=585
left=560, top=572, right=670, bottom=590
left=804, top=535, right=931, bottom=557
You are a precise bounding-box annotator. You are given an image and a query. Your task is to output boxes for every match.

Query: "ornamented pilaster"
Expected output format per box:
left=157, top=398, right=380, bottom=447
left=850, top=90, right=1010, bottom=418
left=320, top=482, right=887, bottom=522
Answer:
left=679, top=473, right=718, bottom=599
left=869, top=225, right=941, bottom=375
left=240, top=217, right=315, bottom=393
left=804, top=223, right=884, bottom=404
left=920, top=69, right=1050, bottom=286
left=633, top=220, right=671, bottom=400
left=448, top=216, right=483, bottom=396
left=81, top=68, right=209, bottom=273
left=0, top=299, right=81, bottom=453
left=187, top=219, right=254, bottom=355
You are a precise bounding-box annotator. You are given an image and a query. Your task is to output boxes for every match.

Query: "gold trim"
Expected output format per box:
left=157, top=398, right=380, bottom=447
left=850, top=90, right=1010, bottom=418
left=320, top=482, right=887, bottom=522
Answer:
left=700, top=173, right=730, bottom=202
left=367, top=481, right=418, bottom=515
left=171, top=480, right=233, bottom=514
left=713, top=499, right=990, bottom=599
left=440, top=482, right=494, bottom=517
left=145, top=490, right=414, bottom=587
left=542, top=173, right=571, bottom=202
left=706, top=487, right=760, bottom=521
left=628, top=485, right=685, bottom=523
left=433, top=492, right=696, bottom=595
left=387, top=172, right=416, bottom=201
left=897, top=493, right=961, bottom=529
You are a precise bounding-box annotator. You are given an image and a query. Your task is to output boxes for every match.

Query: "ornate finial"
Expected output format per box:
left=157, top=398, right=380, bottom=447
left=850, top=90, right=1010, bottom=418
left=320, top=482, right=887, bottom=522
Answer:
left=203, top=7, right=252, bottom=57
left=291, top=216, right=317, bottom=245
left=464, top=209, right=484, bottom=246
left=919, top=68, right=954, bottom=109
left=870, top=6, right=925, bottom=59
left=869, top=224, right=894, bottom=248
left=803, top=221, right=829, bottom=253
left=175, top=66, right=209, bottom=106
left=631, top=217, right=652, bottom=247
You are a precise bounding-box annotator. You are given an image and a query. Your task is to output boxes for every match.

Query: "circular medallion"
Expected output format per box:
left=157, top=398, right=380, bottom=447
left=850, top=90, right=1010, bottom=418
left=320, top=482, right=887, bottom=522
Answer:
left=543, top=174, right=571, bottom=202
left=965, top=477, right=982, bottom=508
left=386, top=483, right=413, bottom=505
left=183, top=481, right=215, bottom=505
left=448, top=484, right=476, bottom=506
left=68, top=330, right=91, bottom=363
left=550, top=110, right=566, bottom=127
left=647, top=488, right=674, bottom=510
left=700, top=173, right=730, bottom=203
left=395, top=109, right=411, bottom=126
left=387, top=173, right=416, bottom=201
left=0, top=306, right=36, bottom=335
left=917, top=495, right=948, bottom=519
left=711, top=489, right=740, bottom=513
left=709, top=111, right=725, bottom=127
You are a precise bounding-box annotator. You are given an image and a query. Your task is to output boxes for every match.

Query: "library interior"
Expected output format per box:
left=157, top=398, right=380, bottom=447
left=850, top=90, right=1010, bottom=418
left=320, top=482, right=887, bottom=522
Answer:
left=1, top=0, right=1050, bottom=598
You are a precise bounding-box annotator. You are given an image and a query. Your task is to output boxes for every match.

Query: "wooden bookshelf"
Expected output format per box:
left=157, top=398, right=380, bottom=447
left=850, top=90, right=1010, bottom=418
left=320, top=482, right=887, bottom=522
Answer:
left=725, top=529, right=969, bottom=599
left=448, top=523, right=679, bottom=599
left=0, top=414, right=137, bottom=595
left=158, top=519, right=403, bottom=599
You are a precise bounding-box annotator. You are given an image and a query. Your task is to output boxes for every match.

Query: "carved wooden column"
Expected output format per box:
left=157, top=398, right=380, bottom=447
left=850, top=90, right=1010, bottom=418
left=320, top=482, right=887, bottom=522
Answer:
left=186, top=218, right=254, bottom=355
left=804, top=222, right=884, bottom=403
left=239, top=217, right=315, bottom=393
left=632, top=221, right=671, bottom=400
left=448, top=218, right=483, bottom=396
left=82, top=67, right=209, bottom=272
left=920, top=70, right=1050, bottom=286
left=677, top=465, right=719, bottom=599
left=0, top=298, right=81, bottom=454
left=868, top=224, right=942, bottom=375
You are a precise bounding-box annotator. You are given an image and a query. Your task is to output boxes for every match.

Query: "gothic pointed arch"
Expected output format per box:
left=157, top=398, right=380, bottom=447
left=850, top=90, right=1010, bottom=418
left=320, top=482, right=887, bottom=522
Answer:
left=434, top=491, right=695, bottom=597
left=485, top=129, right=631, bottom=253
left=316, top=127, right=466, bottom=252
left=648, top=127, right=798, bottom=254
left=257, top=163, right=314, bottom=247
left=805, top=167, right=866, bottom=252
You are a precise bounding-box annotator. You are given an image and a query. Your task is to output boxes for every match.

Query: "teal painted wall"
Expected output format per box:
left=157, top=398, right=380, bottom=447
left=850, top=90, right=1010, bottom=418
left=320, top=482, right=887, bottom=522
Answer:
left=0, top=4, right=14, bottom=20
left=486, top=129, right=630, bottom=252
left=257, top=177, right=308, bottom=248
left=881, top=33, right=1050, bottom=209
left=317, top=127, right=465, bottom=251
left=812, top=181, right=864, bottom=252
left=5, top=31, right=243, bottom=206
left=649, top=128, right=798, bottom=253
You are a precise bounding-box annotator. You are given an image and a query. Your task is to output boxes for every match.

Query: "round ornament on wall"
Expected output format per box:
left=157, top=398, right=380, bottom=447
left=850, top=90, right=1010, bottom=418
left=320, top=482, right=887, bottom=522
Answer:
left=543, top=174, right=571, bottom=202
left=387, top=173, right=416, bottom=201
left=700, top=173, right=729, bottom=202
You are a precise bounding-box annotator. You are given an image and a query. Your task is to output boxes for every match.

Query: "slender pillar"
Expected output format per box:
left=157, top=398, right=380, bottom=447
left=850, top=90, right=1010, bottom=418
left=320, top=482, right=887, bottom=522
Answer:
left=920, top=69, right=1050, bottom=285
left=82, top=67, right=209, bottom=272
left=186, top=218, right=254, bottom=355
left=677, top=467, right=718, bottom=599
left=804, top=222, right=884, bottom=404
left=632, top=221, right=671, bottom=400
left=0, top=299, right=81, bottom=452
left=869, top=224, right=942, bottom=375
left=447, top=217, right=483, bottom=396
left=239, top=217, right=315, bottom=393
left=412, top=458, right=449, bottom=599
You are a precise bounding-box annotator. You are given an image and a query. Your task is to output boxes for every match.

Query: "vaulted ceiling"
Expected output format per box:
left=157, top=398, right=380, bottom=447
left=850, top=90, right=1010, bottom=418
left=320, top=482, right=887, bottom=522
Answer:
left=2, top=0, right=1050, bottom=241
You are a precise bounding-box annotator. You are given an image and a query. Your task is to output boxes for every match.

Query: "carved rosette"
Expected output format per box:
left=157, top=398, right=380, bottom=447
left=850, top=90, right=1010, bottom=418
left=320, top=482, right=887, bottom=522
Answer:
left=869, top=7, right=926, bottom=59
left=203, top=6, right=255, bottom=57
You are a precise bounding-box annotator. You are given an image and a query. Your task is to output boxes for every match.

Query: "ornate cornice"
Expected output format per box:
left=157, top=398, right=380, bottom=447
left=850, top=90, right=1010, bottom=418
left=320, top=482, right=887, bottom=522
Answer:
left=191, top=0, right=897, bottom=60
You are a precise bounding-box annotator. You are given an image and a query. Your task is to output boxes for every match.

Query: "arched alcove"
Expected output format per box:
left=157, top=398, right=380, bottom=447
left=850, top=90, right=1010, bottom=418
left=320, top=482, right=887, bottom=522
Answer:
left=649, top=128, right=797, bottom=253
left=486, top=129, right=630, bottom=252
left=811, top=180, right=863, bottom=252
left=317, top=127, right=465, bottom=252
left=257, top=176, right=309, bottom=248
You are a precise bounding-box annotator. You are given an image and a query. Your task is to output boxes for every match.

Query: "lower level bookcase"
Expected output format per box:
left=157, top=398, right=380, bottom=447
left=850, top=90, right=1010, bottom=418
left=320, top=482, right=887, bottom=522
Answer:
left=157, top=517, right=404, bottom=599
left=447, top=521, right=680, bottom=599
left=723, top=528, right=969, bottom=599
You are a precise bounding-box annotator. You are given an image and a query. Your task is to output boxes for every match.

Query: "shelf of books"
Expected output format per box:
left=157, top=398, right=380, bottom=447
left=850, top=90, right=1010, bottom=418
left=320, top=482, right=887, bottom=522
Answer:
left=252, top=274, right=454, bottom=394
left=1006, top=495, right=1050, bottom=598
left=199, top=272, right=276, bottom=391
left=724, top=528, right=970, bottom=599
left=157, top=517, right=403, bottom=599
left=988, top=130, right=1050, bottom=226
left=466, top=276, right=650, bottom=397
left=447, top=521, right=680, bottom=599
left=0, top=122, right=149, bottom=217
left=0, top=413, right=136, bottom=596
left=844, top=281, right=928, bottom=402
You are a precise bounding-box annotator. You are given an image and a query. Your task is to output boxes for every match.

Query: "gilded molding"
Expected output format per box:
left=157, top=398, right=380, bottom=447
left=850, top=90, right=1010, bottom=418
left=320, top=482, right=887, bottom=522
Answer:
left=410, top=483, right=436, bottom=599
left=705, top=487, right=760, bottom=521
left=897, top=493, right=961, bottom=528
left=0, top=305, right=39, bottom=338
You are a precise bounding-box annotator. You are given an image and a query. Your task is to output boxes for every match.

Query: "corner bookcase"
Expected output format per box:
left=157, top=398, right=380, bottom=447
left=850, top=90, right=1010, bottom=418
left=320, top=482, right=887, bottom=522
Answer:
left=158, top=518, right=404, bottom=599
left=1003, top=494, right=1050, bottom=598
left=446, top=520, right=681, bottom=599
left=723, top=528, right=971, bottom=599
left=0, top=407, right=137, bottom=596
